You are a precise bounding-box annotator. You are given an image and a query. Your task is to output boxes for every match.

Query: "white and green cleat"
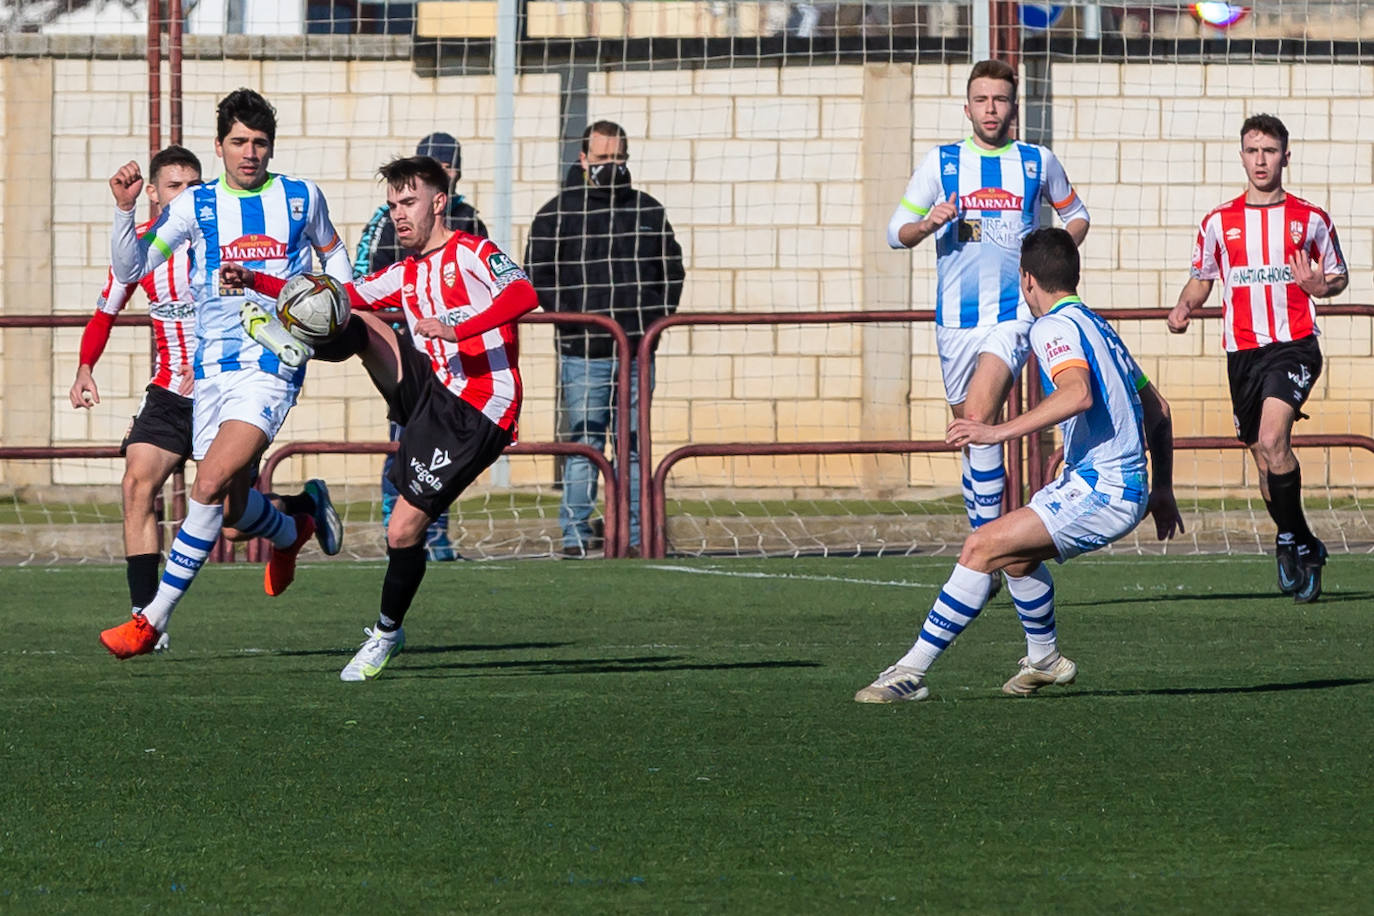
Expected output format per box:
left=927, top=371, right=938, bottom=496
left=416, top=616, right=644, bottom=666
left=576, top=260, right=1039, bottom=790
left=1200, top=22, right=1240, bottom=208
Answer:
left=340, top=626, right=404, bottom=682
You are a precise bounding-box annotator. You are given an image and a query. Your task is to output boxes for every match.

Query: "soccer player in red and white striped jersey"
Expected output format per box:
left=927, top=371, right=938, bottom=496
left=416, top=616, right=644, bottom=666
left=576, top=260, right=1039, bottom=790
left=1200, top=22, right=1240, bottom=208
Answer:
left=70, top=145, right=201, bottom=640
left=223, top=155, right=538, bottom=680
left=1168, top=114, right=1349, bottom=603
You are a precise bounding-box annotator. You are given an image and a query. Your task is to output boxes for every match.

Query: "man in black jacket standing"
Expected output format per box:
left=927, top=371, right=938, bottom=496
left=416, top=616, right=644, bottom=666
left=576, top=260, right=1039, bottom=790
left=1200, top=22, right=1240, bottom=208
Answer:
left=526, top=121, right=685, bottom=557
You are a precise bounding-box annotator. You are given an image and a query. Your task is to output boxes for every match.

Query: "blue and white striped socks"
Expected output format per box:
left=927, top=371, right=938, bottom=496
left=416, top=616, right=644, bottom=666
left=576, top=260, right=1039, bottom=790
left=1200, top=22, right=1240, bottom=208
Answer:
left=967, top=444, right=1005, bottom=529
left=141, top=497, right=222, bottom=632
left=1006, top=563, right=1057, bottom=666
left=897, top=563, right=994, bottom=673
left=234, top=488, right=298, bottom=549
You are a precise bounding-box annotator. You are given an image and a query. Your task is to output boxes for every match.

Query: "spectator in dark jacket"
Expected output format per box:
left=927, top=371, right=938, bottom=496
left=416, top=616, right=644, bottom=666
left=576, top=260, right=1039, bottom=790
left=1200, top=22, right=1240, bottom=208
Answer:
left=526, top=120, right=685, bottom=557
left=356, top=132, right=488, bottom=562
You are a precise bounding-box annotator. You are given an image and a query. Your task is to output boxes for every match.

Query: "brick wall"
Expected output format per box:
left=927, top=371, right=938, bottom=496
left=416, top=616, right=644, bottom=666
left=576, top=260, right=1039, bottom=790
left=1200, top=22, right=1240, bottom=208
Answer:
left=4, top=53, right=1371, bottom=495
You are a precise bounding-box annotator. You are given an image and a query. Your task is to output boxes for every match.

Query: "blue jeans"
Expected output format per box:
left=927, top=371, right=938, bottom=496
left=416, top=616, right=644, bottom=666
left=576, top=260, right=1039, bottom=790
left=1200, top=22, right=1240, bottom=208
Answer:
left=559, top=355, right=650, bottom=550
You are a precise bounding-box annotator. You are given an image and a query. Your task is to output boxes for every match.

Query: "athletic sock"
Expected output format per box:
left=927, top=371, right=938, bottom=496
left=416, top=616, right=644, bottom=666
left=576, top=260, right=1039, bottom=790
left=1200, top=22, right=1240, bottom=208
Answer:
left=959, top=452, right=978, bottom=528
left=1005, top=563, right=1058, bottom=666
left=1266, top=466, right=1315, bottom=549
left=141, top=498, right=222, bottom=632
left=278, top=490, right=317, bottom=517
left=1262, top=498, right=1295, bottom=547
left=312, top=314, right=368, bottom=362
left=896, top=563, right=993, bottom=674
left=968, top=444, right=1005, bottom=529
left=234, top=488, right=299, bottom=550
left=377, top=543, right=427, bottom=632
left=126, top=553, right=160, bottom=610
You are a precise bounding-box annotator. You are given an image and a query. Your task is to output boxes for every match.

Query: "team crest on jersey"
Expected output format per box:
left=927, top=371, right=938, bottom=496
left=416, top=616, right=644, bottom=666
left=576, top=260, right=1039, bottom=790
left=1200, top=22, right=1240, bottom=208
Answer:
left=221, top=233, right=287, bottom=262
left=1024, top=160, right=1039, bottom=179
left=199, top=205, right=215, bottom=221
left=443, top=261, right=457, bottom=287
left=960, top=188, right=1024, bottom=211
left=943, top=162, right=957, bottom=176
left=1289, top=219, right=1304, bottom=245
left=289, top=197, right=305, bottom=220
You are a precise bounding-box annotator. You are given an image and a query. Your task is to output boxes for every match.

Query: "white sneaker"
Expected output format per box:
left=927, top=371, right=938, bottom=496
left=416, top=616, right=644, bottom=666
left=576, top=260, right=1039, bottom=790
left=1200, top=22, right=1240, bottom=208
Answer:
left=340, top=626, right=404, bottom=682
left=1002, top=654, right=1077, bottom=696
left=854, top=664, right=929, bottom=704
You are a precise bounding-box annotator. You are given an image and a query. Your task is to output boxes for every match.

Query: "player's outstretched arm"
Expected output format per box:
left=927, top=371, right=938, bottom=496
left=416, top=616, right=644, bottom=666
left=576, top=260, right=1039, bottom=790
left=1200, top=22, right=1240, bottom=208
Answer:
left=1139, top=381, right=1184, bottom=540
left=1167, top=277, right=1213, bottom=334
left=946, top=365, right=1093, bottom=448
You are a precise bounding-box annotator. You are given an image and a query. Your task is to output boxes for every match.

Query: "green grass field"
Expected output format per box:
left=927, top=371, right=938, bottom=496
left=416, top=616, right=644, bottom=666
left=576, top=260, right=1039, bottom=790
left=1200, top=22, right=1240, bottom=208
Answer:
left=2, top=555, right=1370, bottom=913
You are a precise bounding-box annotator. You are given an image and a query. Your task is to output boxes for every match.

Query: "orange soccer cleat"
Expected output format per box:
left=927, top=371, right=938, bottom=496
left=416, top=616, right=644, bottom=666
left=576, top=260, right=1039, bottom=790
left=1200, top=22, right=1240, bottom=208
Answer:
left=99, top=613, right=161, bottom=659
left=265, top=512, right=315, bottom=597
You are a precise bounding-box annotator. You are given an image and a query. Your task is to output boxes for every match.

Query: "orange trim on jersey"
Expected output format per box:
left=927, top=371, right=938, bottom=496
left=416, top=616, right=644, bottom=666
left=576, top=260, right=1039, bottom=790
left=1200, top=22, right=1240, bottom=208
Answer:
left=1052, top=189, right=1079, bottom=210
left=1049, top=358, right=1089, bottom=380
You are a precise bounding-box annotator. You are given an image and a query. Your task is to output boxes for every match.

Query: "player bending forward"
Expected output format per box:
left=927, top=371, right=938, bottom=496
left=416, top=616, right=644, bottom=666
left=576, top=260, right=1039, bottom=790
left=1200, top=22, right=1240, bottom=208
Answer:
left=856, top=228, right=1183, bottom=703
left=223, top=155, right=539, bottom=681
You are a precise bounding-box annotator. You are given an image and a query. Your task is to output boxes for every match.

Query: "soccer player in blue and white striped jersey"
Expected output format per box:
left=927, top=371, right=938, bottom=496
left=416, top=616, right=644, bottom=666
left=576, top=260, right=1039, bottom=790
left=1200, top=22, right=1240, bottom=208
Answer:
left=100, top=89, right=349, bottom=659
left=887, top=60, right=1090, bottom=536
left=856, top=229, right=1183, bottom=703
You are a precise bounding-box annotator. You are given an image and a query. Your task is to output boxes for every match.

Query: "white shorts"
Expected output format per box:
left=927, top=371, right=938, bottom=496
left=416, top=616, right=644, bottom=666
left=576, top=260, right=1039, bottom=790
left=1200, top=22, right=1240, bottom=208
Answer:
left=1026, top=469, right=1148, bottom=562
left=936, top=319, right=1033, bottom=405
left=191, top=367, right=299, bottom=460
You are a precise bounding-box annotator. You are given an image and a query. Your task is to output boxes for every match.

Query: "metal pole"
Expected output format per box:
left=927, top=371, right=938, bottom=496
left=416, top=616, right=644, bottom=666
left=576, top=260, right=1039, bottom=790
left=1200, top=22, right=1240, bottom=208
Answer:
left=971, top=0, right=991, bottom=62
left=489, top=0, right=518, bottom=490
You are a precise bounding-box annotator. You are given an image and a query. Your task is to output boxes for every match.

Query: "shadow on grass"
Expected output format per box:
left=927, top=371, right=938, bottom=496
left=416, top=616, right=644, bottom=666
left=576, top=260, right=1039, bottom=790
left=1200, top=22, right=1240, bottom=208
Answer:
left=399, top=656, right=824, bottom=678
left=200, top=641, right=578, bottom=660
left=1049, top=676, right=1374, bottom=699
left=1070, top=590, right=1374, bottom=608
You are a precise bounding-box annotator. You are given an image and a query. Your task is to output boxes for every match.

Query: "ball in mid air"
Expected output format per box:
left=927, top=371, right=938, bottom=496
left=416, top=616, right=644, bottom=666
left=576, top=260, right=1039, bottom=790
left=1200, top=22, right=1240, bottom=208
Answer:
left=276, top=274, right=350, bottom=345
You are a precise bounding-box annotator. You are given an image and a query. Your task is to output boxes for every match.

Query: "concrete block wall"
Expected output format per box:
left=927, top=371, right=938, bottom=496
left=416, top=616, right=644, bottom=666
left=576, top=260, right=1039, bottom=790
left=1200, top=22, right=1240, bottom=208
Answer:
left=6, top=53, right=1373, bottom=499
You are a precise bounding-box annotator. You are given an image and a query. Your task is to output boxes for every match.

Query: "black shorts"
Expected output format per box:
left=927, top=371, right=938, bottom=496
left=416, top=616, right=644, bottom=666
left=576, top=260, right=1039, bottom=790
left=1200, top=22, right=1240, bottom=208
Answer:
left=120, top=384, right=193, bottom=460
left=386, top=351, right=512, bottom=518
left=1226, top=336, right=1323, bottom=445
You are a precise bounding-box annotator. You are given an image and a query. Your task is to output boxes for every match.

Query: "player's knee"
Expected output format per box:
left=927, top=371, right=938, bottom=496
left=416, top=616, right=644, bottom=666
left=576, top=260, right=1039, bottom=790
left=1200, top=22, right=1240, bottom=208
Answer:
left=958, top=529, right=994, bottom=569
left=1254, top=431, right=1293, bottom=469
left=121, top=470, right=156, bottom=507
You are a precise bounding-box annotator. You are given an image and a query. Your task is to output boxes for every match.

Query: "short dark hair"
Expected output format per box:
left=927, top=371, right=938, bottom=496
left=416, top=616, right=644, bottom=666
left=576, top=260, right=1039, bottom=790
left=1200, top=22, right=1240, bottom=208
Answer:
left=216, top=88, right=277, bottom=144
left=1020, top=228, right=1080, bottom=294
left=149, top=145, right=202, bottom=182
left=581, top=120, right=629, bottom=157
left=967, top=59, right=1018, bottom=100
left=378, top=155, right=450, bottom=196
left=1240, top=113, right=1288, bottom=151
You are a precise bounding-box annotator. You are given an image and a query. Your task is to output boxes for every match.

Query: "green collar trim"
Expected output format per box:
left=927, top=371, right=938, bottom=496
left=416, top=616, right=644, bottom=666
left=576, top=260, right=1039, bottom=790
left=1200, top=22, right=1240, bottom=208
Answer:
left=1049, top=294, right=1083, bottom=314
left=963, top=137, right=1016, bottom=157
left=217, top=173, right=276, bottom=196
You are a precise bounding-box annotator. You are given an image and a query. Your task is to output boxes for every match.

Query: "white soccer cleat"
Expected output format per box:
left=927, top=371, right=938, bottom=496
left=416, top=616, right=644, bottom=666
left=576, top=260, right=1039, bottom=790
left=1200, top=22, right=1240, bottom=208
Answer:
left=854, top=664, right=930, bottom=704
left=1002, top=654, right=1077, bottom=697
left=340, top=626, right=404, bottom=682
left=240, top=300, right=314, bottom=367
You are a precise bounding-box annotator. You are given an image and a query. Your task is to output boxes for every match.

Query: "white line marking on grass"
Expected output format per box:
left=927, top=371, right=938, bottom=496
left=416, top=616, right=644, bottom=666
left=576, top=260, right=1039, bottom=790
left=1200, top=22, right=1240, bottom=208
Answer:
left=643, top=564, right=939, bottom=589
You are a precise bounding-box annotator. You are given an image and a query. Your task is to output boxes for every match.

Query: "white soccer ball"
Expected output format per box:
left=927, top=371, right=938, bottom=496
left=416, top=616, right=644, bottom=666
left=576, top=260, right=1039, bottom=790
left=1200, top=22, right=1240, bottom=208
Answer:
left=276, top=273, right=350, bottom=345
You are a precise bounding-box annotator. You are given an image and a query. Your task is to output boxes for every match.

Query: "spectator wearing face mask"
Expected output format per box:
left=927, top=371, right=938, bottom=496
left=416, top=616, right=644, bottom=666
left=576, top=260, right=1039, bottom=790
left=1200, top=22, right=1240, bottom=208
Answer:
left=525, top=120, right=685, bottom=558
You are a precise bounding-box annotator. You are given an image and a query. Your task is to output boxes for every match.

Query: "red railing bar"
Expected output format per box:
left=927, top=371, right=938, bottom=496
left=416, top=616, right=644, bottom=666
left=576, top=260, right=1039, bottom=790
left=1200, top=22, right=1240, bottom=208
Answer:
left=1043, top=434, right=1374, bottom=480
left=650, top=439, right=961, bottom=559
left=249, top=439, right=620, bottom=563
